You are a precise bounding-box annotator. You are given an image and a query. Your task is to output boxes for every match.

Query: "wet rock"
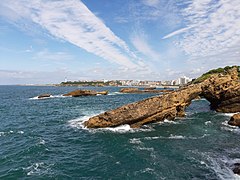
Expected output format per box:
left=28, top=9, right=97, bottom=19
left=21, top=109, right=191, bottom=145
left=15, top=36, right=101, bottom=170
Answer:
left=232, top=163, right=240, bottom=175
left=38, top=94, right=51, bottom=99
left=228, top=113, right=240, bottom=127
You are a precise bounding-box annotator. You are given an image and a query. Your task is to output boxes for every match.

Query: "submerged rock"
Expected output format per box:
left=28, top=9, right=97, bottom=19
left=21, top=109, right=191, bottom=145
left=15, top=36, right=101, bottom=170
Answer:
left=84, top=67, right=240, bottom=128
left=38, top=94, right=51, bottom=99
left=228, top=113, right=240, bottom=127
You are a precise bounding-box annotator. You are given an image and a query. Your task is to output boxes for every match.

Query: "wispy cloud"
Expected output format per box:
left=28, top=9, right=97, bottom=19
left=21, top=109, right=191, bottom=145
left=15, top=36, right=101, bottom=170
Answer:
left=0, top=0, right=143, bottom=69
left=163, top=0, right=240, bottom=60
left=131, top=31, right=161, bottom=61
left=34, top=49, right=73, bottom=61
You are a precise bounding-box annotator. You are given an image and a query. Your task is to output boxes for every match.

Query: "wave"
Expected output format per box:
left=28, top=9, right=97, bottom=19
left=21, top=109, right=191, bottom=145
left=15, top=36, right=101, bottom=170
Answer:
left=143, top=134, right=209, bottom=140
left=29, top=94, right=68, bottom=100
left=68, top=113, right=153, bottom=133
left=23, top=162, right=52, bottom=176
left=221, top=121, right=240, bottom=134
left=0, top=130, right=24, bottom=137
left=108, top=92, right=124, bottom=96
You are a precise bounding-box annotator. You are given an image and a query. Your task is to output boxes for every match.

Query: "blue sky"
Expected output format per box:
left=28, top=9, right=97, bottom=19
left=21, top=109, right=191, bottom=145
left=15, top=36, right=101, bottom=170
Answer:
left=0, top=0, right=239, bottom=84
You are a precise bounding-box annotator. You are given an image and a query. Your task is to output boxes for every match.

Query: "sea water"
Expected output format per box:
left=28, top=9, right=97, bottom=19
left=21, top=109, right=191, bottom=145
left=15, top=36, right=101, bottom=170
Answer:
left=0, top=85, right=239, bottom=179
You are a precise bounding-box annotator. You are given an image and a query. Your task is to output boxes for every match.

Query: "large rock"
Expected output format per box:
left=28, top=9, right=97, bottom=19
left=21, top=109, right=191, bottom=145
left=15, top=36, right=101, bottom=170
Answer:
left=201, top=67, right=240, bottom=113
left=120, top=88, right=139, bottom=93
left=228, top=113, right=240, bottom=127
left=63, top=90, right=97, bottom=97
left=84, top=67, right=240, bottom=128
left=84, top=84, right=202, bottom=128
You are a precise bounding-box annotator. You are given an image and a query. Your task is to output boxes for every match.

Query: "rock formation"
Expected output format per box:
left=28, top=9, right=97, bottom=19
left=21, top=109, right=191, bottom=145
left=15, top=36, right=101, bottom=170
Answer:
left=63, top=89, right=109, bottom=97
left=38, top=94, right=51, bottom=99
left=63, top=90, right=97, bottom=97
left=228, top=113, right=240, bottom=127
left=84, top=67, right=240, bottom=128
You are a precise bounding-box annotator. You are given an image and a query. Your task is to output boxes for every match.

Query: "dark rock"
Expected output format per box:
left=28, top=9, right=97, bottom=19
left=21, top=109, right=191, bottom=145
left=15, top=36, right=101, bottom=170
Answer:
left=38, top=94, right=51, bottom=99
left=97, top=91, right=109, bottom=95
left=228, top=113, right=240, bottom=127
left=232, top=163, right=240, bottom=175
left=120, top=87, right=174, bottom=94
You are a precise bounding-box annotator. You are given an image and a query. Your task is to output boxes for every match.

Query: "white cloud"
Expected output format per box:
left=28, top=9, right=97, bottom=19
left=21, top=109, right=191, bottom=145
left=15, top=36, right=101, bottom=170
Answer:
left=162, top=26, right=193, bottom=39
left=34, top=49, right=73, bottom=61
left=0, top=0, right=143, bottom=69
left=131, top=32, right=161, bottom=61
left=164, top=0, right=240, bottom=60
left=142, top=0, right=160, bottom=7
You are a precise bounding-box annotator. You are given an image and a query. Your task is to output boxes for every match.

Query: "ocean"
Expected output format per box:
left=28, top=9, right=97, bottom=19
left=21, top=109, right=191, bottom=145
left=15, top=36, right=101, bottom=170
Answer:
left=0, top=85, right=239, bottom=179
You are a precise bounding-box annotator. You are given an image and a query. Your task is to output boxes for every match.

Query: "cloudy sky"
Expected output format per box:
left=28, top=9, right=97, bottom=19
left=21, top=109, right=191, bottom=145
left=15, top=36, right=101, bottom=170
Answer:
left=0, top=0, right=239, bottom=84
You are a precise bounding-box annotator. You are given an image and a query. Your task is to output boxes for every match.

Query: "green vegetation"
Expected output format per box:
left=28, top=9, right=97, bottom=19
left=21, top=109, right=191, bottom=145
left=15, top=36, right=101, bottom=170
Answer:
left=192, top=65, right=240, bottom=84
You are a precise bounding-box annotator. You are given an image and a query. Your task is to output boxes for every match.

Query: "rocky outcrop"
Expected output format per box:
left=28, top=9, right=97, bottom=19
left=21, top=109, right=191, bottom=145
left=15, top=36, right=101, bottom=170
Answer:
left=63, top=89, right=109, bottom=97
left=200, top=67, right=240, bottom=113
left=120, top=87, right=174, bottom=94
left=84, top=67, right=240, bottom=128
left=228, top=113, right=240, bottom=127
left=63, top=90, right=97, bottom=97
left=38, top=94, right=51, bottom=99
left=84, top=84, right=202, bottom=128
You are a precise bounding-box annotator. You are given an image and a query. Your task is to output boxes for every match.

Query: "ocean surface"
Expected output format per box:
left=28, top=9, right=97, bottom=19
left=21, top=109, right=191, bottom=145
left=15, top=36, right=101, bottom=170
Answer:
left=0, top=85, right=239, bottom=179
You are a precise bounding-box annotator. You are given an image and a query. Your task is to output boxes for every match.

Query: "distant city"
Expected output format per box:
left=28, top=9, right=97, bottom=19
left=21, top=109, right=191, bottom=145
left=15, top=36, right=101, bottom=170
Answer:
left=60, top=76, right=192, bottom=87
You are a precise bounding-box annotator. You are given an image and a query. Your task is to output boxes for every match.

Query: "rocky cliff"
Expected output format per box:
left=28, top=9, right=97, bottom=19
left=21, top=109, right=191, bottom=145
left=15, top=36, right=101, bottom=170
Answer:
left=84, top=67, right=240, bottom=128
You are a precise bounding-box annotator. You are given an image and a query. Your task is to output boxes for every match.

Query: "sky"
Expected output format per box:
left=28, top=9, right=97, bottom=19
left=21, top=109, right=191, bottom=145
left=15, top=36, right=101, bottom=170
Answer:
left=0, top=0, right=239, bottom=85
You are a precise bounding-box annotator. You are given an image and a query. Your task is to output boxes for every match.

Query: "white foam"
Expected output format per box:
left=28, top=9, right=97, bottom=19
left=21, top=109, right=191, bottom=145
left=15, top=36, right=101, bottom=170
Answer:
left=162, top=119, right=179, bottom=124
left=129, top=138, right=142, bottom=144
left=29, top=94, right=68, bottom=100
left=222, top=112, right=239, bottom=117
left=17, top=130, right=24, bottom=134
left=221, top=121, right=240, bottom=134
left=108, top=92, right=124, bottom=96
left=168, top=134, right=186, bottom=139
left=205, top=121, right=212, bottom=125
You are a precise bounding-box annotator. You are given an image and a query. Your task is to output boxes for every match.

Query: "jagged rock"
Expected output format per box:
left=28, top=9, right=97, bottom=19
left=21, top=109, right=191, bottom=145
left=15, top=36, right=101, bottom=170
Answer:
left=63, top=90, right=97, bottom=97
left=38, top=94, right=51, bottom=99
left=84, top=67, right=240, bottom=128
left=97, top=91, right=109, bottom=95
left=201, top=67, right=240, bottom=113
left=84, top=84, right=202, bottom=128
left=228, top=113, right=240, bottom=127
left=120, top=88, right=139, bottom=93
left=232, top=163, right=240, bottom=175
left=144, top=87, right=156, bottom=90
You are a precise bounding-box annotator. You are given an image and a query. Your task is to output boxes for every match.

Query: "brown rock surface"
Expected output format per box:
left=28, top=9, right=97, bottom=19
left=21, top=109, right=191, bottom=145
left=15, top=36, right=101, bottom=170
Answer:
left=200, top=67, right=240, bottom=113
left=84, top=67, right=240, bottom=128
left=228, top=113, right=240, bottom=127
left=84, top=84, right=202, bottom=128
left=63, top=90, right=97, bottom=97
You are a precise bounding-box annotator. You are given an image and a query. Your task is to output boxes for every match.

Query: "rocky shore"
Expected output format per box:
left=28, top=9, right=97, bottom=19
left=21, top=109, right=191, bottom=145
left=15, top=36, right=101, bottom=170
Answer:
left=84, top=67, right=240, bottom=128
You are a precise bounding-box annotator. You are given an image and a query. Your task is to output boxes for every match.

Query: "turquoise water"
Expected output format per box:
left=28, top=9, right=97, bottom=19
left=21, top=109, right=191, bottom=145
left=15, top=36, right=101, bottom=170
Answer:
left=0, top=86, right=239, bottom=179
